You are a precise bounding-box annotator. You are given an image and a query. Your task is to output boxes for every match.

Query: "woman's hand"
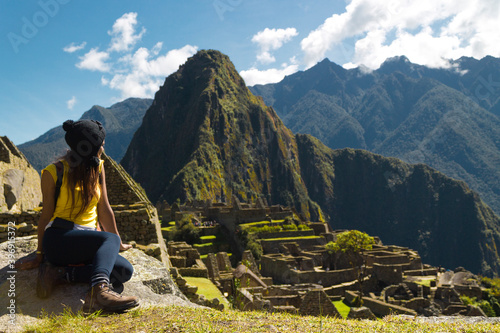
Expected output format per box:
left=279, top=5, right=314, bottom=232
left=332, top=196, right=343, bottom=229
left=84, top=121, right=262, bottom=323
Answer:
left=120, top=242, right=132, bottom=251
left=15, top=252, right=43, bottom=270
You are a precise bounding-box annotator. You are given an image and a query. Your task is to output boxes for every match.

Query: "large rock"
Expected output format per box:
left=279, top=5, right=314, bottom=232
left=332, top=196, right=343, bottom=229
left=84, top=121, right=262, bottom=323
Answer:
left=0, top=236, right=196, bottom=332
left=0, top=136, right=42, bottom=213
left=347, top=306, right=376, bottom=320
left=3, top=169, right=24, bottom=210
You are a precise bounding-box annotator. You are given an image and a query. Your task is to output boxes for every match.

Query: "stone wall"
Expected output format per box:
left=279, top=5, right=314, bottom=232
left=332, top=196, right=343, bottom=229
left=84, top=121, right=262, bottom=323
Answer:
left=257, top=229, right=316, bottom=240
left=158, top=198, right=297, bottom=230
left=260, top=236, right=326, bottom=254
left=0, top=211, right=40, bottom=242
left=345, top=290, right=417, bottom=316
left=113, top=205, right=159, bottom=245
left=260, top=254, right=297, bottom=284
left=102, top=154, right=168, bottom=266
left=0, top=136, right=41, bottom=213
left=299, top=289, right=341, bottom=317
left=289, top=267, right=358, bottom=286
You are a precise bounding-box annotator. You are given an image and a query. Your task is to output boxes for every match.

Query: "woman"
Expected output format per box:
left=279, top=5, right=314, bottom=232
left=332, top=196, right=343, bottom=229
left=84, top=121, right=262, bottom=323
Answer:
left=26, top=119, right=138, bottom=313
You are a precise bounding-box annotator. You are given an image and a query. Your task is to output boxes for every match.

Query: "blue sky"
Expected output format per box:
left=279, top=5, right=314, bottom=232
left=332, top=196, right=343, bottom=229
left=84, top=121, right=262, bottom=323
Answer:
left=1, top=0, right=499, bottom=145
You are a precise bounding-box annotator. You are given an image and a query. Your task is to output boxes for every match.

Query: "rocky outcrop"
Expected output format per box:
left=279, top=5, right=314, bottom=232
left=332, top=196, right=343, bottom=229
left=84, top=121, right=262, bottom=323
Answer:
left=0, top=137, right=41, bottom=213
left=0, top=236, right=195, bottom=332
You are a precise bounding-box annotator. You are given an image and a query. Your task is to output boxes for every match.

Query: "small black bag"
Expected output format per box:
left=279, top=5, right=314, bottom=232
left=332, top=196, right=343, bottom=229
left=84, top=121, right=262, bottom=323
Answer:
left=51, top=217, right=75, bottom=230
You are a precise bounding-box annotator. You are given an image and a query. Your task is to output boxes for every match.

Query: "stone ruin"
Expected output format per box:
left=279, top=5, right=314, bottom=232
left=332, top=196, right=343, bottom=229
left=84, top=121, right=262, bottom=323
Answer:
left=157, top=195, right=296, bottom=230
left=239, top=229, right=487, bottom=318
left=0, top=136, right=41, bottom=216
left=153, top=193, right=491, bottom=318
left=166, top=241, right=228, bottom=310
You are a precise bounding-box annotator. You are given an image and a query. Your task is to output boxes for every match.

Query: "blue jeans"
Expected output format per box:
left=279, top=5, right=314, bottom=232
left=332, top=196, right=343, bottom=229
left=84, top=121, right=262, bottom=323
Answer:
left=43, top=227, right=133, bottom=289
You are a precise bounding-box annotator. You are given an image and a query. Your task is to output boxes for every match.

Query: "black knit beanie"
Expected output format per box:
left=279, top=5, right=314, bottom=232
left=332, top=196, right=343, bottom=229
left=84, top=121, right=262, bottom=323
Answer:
left=63, top=119, right=106, bottom=167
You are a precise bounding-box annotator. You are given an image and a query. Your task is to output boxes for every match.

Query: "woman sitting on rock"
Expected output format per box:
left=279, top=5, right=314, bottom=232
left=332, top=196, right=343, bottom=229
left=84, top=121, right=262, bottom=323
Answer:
left=19, top=119, right=139, bottom=313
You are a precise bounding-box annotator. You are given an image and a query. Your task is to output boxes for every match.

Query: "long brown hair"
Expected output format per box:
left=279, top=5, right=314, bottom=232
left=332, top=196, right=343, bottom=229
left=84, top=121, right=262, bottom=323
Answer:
left=62, top=150, right=101, bottom=218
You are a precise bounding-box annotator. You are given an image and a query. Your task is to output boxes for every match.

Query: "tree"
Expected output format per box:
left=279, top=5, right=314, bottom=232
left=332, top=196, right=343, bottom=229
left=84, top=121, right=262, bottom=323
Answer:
left=326, top=230, right=375, bottom=305
left=172, top=214, right=201, bottom=244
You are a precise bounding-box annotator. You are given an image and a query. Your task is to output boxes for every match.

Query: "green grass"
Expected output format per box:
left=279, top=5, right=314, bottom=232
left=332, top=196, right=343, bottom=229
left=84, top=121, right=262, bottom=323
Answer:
left=22, top=305, right=500, bottom=333
left=260, top=236, right=321, bottom=242
left=333, top=301, right=350, bottom=318
left=193, top=242, right=213, bottom=248
left=184, top=277, right=230, bottom=308
left=410, top=276, right=436, bottom=287
left=239, top=221, right=271, bottom=229
left=239, top=220, right=286, bottom=229
left=200, top=235, right=217, bottom=240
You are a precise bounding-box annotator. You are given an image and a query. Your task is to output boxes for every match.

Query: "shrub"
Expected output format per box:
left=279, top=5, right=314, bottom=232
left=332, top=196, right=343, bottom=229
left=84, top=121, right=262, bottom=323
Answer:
left=461, top=295, right=497, bottom=317
left=236, top=226, right=263, bottom=260
left=171, top=215, right=201, bottom=244
left=282, top=224, right=298, bottom=231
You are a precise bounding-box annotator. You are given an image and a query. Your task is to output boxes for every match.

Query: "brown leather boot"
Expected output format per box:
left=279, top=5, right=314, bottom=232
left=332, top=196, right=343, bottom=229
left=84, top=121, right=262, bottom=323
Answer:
left=36, top=262, right=67, bottom=299
left=82, top=282, right=139, bottom=314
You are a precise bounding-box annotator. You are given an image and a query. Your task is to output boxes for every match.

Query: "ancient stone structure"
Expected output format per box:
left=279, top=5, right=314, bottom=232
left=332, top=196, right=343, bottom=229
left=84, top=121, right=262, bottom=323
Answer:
left=157, top=195, right=296, bottom=229
left=168, top=241, right=208, bottom=278
left=0, top=137, right=41, bottom=213
left=299, top=289, right=341, bottom=317
left=102, top=154, right=168, bottom=265
left=152, top=195, right=492, bottom=318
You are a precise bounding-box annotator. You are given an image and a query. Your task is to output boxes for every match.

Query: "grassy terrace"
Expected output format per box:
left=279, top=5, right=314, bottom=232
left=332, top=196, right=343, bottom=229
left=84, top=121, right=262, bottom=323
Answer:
left=23, top=306, right=500, bottom=332
left=200, top=235, right=217, bottom=241
left=239, top=220, right=285, bottom=230
left=200, top=253, right=232, bottom=260
left=260, top=235, right=321, bottom=242
left=184, top=276, right=231, bottom=308
left=333, top=300, right=351, bottom=318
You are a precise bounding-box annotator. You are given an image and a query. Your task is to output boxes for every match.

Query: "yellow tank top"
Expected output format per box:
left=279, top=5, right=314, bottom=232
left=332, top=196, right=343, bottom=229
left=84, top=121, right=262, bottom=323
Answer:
left=42, top=159, right=103, bottom=228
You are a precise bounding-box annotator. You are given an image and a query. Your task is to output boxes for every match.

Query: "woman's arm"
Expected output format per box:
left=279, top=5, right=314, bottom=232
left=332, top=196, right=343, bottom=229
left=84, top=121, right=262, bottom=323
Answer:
left=16, top=170, right=55, bottom=269
left=97, top=165, right=131, bottom=251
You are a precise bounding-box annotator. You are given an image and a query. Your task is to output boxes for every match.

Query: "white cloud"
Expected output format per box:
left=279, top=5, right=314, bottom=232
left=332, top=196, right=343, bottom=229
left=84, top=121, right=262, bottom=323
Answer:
left=108, top=12, right=145, bottom=52
left=71, top=13, right=198, bottom=99
left=66, top=96, right=77, bottom=110
left=63, top=42, right=86, bottom=53
left=301, top=0, right=500, bottom=70
left=102, top=44, right=198, bottom=99
left=240, top=59, right=299, bottom=86
left=252, top=28, right=298, bottom=64
left=76, top=48, right=111, bottom=72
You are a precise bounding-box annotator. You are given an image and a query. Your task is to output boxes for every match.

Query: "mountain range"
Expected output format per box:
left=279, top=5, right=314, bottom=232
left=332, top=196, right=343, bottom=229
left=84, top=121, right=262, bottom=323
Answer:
left=249, top=56, right=500, bottom=217
left=19, top=97, right=152, bottom=171
left=121, top=50, right=500, bottom=276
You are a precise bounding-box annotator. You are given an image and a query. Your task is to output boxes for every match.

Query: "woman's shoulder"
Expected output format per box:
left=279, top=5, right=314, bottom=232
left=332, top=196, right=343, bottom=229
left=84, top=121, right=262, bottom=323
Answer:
left=41, top=162, right=59, bottom=182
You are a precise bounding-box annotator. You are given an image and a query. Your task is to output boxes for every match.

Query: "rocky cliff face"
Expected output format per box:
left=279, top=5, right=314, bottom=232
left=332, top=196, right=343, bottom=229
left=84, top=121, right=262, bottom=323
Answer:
left=121, top=50, right=323, bottom=221
left=296, top=134, right=500, bottom=276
